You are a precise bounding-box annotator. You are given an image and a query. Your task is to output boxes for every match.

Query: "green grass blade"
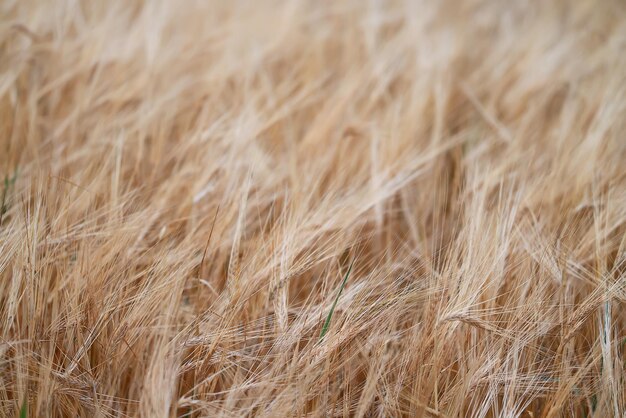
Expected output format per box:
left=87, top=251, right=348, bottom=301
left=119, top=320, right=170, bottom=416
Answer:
left=19, top=397, right=27, bottom=418
left=1, top=167, right=18, bottom=222
left=319, top=260, right=354, bottom=342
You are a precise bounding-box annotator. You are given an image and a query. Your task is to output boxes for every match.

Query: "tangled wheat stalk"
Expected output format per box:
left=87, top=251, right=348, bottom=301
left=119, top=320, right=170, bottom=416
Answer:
left=1, top=0, right=625, bottom=416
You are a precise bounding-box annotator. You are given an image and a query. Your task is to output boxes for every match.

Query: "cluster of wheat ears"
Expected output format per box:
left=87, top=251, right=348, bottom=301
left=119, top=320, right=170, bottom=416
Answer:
left=1, top=0, right=625, bottom=417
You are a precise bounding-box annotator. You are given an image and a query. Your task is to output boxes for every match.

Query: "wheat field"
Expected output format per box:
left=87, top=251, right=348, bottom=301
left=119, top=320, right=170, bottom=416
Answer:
left=1, top=0, right=626, bottom=417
